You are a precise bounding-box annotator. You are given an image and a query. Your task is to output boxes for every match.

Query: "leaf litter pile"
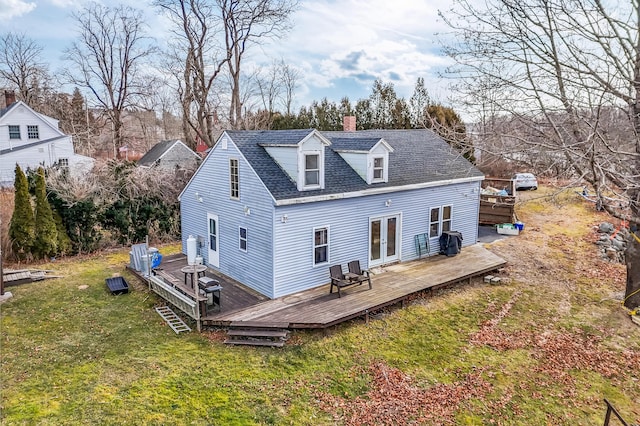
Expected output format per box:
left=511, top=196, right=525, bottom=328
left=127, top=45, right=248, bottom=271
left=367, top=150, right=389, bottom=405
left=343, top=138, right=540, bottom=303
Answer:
left=316, top=361, right=492, bottom=425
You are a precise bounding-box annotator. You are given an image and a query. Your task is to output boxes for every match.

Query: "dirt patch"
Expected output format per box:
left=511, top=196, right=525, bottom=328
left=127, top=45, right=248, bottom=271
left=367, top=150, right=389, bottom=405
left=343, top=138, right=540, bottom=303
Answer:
left=485, top=188, right=626, bottom=291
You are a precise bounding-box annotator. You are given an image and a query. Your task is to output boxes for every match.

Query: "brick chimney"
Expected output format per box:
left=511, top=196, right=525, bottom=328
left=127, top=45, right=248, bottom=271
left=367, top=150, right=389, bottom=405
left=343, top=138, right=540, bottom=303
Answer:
left=343, top=115, right=356, bottom=132
left=4, top=90, right=16, bottom=107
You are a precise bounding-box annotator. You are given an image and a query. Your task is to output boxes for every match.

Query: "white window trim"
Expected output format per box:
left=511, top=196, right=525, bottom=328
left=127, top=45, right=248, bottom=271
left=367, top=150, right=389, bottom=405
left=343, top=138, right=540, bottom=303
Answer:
left=239, top=226, right=247, bottom=252
left=8, top=125, right=20, bottom=140
left=27, top=125, right=39, bottom=139
left=366, top=152, right=389, bottom=184
left=299, top=151, right=324, bottom=191
left=442, top=205, right=453, bottom=234
left=371, top=156, right=385, bottom=183
left=312, top=225, right=330, bottom=266
left=429, top=205, right=453, bottom=238
left=229, top=158, right=239, bottom=200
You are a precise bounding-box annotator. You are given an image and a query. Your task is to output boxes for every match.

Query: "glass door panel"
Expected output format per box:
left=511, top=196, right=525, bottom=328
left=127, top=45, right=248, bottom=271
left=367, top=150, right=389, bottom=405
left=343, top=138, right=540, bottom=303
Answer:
left=370, top=219, right=381, bottom=261
left=386, top=217, right=397, bottom=257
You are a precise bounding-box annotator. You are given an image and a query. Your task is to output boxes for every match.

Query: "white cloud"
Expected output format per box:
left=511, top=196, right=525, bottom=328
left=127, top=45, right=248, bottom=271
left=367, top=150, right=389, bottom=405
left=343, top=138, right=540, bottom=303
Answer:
left=48, top=0, right=80, bottom=7
left=0, top=0, right=36, bottom=20
left=264, top=0, right=452, bottom=105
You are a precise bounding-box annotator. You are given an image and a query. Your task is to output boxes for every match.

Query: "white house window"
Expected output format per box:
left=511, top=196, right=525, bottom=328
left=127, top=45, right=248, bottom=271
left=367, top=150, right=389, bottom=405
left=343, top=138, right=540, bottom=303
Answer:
left=8, top=125, right=20, bottom=139
left=239, top=227, right=247, bottom=251
left=430, top=205, right=453, bottom=237
left=304, top=153, right=320, bottom=187
left=373, top=157, right=384, bottom=181
left=27, top=125, right=39, bottom=139
left=313, top=226, right=329, bottom=265
left=58, top=158, right=69, bottom=168
left=229, top=158, right=239, bottom=199
left=442, top=205, right=452, bottom=233
left=430, top=208, right=440, bottom=237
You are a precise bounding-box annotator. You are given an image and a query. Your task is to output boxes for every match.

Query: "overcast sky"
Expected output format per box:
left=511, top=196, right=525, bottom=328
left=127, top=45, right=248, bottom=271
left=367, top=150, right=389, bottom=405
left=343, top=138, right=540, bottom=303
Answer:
left=0, top=0, right=454, bottom=111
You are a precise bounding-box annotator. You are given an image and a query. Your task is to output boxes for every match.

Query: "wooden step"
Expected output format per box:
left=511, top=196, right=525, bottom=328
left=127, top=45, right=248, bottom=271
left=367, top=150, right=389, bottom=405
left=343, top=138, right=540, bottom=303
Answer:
left=224, top=338, right=285, bottom=347
left=227, top=329, right=288, bottom=338
left=229, top=321, right=290, bottom=329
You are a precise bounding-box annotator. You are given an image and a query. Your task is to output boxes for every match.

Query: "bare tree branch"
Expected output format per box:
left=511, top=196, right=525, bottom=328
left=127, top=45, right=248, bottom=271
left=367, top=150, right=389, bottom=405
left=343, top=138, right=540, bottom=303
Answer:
left=63, top=3, right=155, bottom=158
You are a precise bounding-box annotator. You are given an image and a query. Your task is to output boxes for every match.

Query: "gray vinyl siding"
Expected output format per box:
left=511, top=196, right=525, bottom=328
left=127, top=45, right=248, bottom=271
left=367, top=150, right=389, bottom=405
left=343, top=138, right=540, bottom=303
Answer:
left=157, top=142, right=199, bottom=170
left=181, top=138, right=276, bottom=298
left=272, top=180, right=481, bottom=298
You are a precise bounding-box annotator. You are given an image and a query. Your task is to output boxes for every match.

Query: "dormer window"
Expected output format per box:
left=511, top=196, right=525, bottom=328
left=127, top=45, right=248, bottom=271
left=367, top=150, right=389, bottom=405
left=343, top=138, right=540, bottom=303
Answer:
left=305, top=154, right=319, bottom=185
left=372, top=157, right=384, bottom=181
left=303, top=152, right=322, bottom=189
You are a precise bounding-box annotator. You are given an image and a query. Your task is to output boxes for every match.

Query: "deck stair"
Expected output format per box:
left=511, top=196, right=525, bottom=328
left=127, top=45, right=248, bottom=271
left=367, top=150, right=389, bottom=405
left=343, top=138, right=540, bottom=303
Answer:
left=224, top=321, right=290, bottom=347
left=155, top=306, right=192, bottom=333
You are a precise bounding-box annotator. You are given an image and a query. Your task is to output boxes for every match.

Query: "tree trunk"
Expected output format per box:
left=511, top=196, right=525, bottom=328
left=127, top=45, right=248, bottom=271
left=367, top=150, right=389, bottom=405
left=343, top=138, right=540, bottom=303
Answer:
left=113, top=112, right=124, bottom=160
left=625, top=229, right=640, bottom=309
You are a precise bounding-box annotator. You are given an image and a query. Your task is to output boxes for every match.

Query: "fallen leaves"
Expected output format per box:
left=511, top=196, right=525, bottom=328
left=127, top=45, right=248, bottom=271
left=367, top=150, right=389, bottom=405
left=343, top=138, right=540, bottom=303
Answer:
left=315, top=361, right=492, bottom=425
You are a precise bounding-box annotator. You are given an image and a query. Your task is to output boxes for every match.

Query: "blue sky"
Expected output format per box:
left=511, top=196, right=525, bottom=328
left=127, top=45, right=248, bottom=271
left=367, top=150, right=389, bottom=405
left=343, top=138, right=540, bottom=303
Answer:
left=0, top=0, right=454, bottom=111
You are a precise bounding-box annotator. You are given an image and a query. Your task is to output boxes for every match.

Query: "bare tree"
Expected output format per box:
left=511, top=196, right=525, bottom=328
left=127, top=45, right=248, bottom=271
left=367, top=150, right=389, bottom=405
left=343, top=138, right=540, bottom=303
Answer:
left=441, top=0, right=640, bottom=308
left=279, top=60, right=299, bottom=116
left=155, top=0, right=230, bottom=148
left=256, top=60, right=282, bottom=114
left=0, top=32, right=49, bottom=107
left=63, top=3, right=155, bottom=159
left=219, top=0, right=298, bottom=129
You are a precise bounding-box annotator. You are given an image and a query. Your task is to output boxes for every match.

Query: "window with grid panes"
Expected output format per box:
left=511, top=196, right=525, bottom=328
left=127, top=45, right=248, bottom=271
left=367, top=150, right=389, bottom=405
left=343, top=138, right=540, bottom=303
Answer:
left=27, top=125, right=39, bottom=139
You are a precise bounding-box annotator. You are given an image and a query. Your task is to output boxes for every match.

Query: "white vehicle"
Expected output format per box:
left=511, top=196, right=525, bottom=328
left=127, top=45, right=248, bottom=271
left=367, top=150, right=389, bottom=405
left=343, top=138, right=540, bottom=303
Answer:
left=513, top=173, right=538, bottom=190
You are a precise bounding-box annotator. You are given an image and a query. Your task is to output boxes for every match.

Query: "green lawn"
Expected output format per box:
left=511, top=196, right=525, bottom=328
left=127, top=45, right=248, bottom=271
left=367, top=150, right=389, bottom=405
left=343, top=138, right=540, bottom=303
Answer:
left=1, top=190, right=639, bottom=425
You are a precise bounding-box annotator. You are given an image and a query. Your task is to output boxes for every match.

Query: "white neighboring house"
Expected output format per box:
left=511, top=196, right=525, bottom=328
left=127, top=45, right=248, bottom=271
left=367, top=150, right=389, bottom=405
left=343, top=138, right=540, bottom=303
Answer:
left=0, top=93, right=95, bottom=186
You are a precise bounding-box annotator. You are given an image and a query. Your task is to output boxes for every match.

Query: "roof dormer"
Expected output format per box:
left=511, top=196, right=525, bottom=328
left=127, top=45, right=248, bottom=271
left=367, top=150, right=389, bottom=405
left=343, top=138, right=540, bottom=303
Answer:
left=331, top=137, right=394, bottom=184
left=259, top=129, right=331, bottom=191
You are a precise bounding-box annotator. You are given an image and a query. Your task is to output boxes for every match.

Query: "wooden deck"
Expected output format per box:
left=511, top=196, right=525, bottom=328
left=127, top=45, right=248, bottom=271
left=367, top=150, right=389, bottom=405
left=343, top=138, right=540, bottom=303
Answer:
left=146, top=253, right=268, bottom=313
left=140, top=244, right=506, bottom=330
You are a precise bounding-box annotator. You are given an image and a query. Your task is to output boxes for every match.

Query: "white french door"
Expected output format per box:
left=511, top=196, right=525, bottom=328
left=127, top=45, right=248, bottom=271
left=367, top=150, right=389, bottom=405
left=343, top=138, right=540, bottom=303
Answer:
left=207, top=213, right=219, bottom=268
left=369, top=214, right=400, bottom=267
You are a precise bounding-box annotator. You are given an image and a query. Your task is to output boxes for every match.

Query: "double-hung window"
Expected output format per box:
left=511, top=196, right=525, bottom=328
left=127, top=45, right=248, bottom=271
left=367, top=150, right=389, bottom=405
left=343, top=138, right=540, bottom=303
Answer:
left=442, top=206, right=452, bottom=233
left=27, top=125, right=39, bottom=139
left=313, top=226, right=329, bottom=265
left=304, top=153, right=320, bottom=187
left=430, top=205, right=453, bottom=238
left=8, top=125, right=20, bottom=139
left=372, top=157, right=384, bottom=181
left=239, top=227, right=247, bottom=252
left=229, top=158, right=239, bottom=199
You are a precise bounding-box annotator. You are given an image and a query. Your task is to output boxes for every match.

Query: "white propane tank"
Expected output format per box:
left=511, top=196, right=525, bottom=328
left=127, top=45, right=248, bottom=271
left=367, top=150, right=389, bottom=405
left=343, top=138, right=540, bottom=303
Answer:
left=187, top=235, right=197, bottom=265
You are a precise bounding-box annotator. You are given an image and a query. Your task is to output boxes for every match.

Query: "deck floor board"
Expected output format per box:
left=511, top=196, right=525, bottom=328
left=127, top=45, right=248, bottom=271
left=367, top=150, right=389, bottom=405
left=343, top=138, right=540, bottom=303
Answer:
left=146, top=245, right=505, bottom=330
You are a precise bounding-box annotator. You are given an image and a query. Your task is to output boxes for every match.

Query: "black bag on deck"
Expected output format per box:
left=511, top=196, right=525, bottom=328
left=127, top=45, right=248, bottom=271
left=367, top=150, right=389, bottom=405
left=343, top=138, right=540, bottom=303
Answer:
left=439, top=231, right=463, bottom=257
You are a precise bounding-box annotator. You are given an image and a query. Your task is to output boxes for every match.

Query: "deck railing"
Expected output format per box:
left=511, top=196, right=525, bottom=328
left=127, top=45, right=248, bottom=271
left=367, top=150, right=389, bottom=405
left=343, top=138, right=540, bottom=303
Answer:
left=148, top=275, right=200, bottom=326
left=603, top=399, right=633, bottom=426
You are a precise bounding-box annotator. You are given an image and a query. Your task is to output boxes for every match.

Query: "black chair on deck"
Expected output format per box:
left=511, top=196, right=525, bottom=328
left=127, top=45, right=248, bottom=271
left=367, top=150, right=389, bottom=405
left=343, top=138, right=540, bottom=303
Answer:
left=329, top=264, right=353, bottom=298
left=347, top=260, right=372, bottom=290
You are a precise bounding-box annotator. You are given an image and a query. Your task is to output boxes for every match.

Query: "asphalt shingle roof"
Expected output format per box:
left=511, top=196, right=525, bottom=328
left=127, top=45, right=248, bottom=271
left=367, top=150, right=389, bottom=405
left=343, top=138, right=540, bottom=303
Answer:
left=0, top=102, right=17, bottom=118
left=330, top=137, right=383, bottom=152
left=226, top=128, right=483, bottom=201
left=138, top=139, right=181, bottom=166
